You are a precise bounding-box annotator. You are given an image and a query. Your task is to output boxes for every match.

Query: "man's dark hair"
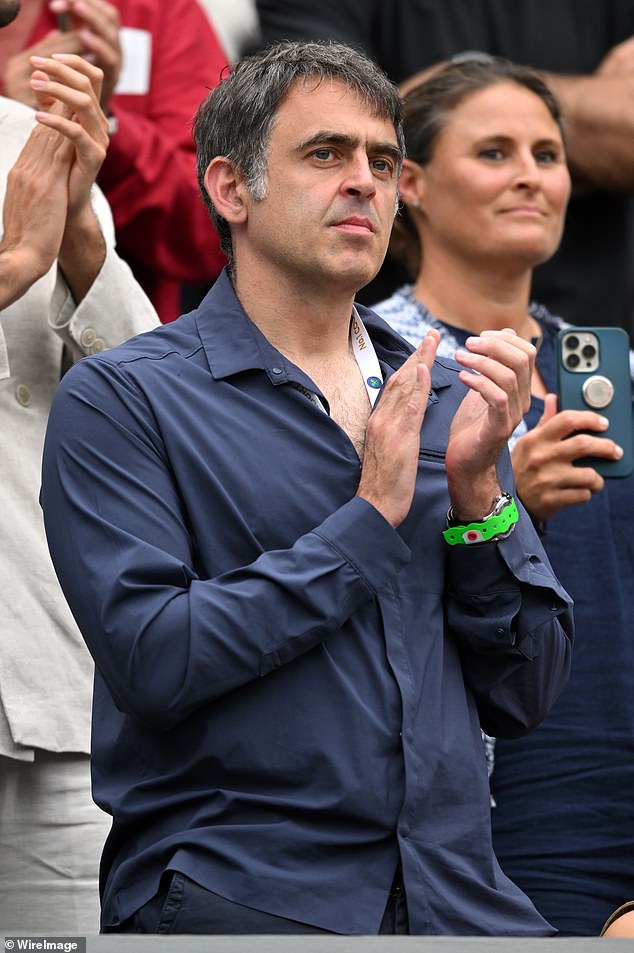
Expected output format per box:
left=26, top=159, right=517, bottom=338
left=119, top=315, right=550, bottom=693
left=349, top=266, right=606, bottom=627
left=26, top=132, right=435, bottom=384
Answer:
left=391, top=55, right=566, bottom=279
left=194, top=40, right=404, bottom=261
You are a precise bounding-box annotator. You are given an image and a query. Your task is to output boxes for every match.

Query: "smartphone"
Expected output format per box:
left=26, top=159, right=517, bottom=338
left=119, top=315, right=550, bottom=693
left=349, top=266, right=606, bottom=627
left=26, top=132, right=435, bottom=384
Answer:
left=556, top=326, right=633, bottom=477
left=56, top=13, right=70, bottom=31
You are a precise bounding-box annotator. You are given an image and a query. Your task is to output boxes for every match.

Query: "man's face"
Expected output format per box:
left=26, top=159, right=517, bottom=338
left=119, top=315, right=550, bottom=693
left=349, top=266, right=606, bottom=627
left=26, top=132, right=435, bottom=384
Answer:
left=238, top=78, right=401, bottom=297
left=0, top=1, right=20, bottom=28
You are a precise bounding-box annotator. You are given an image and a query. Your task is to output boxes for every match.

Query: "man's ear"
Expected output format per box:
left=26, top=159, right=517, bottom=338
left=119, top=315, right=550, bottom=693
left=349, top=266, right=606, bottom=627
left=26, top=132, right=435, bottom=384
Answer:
left=203, top=157, right=249, bottom=225
left=398, top=158, right=426, bottom=211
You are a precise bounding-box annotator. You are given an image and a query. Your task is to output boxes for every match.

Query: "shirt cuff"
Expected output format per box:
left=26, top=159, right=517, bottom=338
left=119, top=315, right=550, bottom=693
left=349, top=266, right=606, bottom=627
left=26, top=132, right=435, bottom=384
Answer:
left=313, top=496, right=411, bottom=595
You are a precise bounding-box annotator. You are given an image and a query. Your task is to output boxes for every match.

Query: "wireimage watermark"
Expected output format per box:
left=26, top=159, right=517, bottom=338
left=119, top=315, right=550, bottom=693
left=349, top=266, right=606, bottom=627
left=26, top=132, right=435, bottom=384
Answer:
left=4, top=939, right=85, bottom=953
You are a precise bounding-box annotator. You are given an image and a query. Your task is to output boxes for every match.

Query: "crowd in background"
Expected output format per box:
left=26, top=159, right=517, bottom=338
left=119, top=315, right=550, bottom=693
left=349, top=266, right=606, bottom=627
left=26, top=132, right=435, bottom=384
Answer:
left=0, top=0, right=633, bottom=939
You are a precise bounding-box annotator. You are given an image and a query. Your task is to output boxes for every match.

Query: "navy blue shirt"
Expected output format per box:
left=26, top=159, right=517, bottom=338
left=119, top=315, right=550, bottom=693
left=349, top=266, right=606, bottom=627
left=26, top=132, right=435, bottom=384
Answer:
left=41, top=271, right=573, bottom=935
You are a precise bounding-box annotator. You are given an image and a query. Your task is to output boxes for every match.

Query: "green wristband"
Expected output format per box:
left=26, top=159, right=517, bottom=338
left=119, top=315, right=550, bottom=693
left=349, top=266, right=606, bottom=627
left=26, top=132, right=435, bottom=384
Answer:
left=442, top=496, right=519, bottom=546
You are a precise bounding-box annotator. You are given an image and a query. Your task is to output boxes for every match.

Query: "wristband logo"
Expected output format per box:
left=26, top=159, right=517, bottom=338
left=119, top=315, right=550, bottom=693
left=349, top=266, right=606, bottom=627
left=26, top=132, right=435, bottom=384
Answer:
left=463, top=529, right=485, bottom=543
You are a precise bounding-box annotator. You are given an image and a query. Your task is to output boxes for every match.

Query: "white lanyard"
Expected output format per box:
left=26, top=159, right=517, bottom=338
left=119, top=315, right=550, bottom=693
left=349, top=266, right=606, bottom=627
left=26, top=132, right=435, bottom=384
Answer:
left=300, top=309, right=383, bottom=414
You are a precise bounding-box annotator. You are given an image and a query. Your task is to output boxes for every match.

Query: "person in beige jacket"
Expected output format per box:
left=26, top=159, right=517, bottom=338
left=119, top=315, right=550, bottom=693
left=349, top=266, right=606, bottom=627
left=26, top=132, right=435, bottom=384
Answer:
left=0, top=0, right=158, bottom=932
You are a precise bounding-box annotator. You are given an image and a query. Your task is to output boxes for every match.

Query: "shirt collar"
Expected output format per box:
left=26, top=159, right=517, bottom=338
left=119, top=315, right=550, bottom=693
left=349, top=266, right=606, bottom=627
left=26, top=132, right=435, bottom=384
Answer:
left=195, top=268, right=455, bottom=398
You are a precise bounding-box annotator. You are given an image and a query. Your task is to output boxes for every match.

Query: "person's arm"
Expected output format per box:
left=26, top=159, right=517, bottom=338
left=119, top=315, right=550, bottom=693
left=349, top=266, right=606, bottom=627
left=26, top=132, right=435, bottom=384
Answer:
left=41, top=349, right=430, bottom=728
left=544, top=62, right=634, bottom=191
left=0, top=241, right=55, bottom=312
left=435, top=330, right=573, bottom=736
left=27, top=52, right=159, bottom=345
left=443, top=456, right=573, bottom=740
left=29, top=52, right=110, bottom=305
left=0, top=68, right=77, bottom=310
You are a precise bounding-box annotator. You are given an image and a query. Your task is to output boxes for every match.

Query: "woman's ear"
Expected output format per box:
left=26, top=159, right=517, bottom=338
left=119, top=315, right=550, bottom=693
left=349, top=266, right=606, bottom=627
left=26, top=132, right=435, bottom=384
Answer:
left=203, top=157, right=248, bottom=225
left=398, top=158, right=426, bottom=211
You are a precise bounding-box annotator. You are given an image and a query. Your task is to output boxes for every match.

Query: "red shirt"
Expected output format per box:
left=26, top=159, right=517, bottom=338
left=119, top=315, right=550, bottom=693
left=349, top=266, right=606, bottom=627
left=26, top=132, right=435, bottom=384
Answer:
left=23, top=0, right=228, bottom=321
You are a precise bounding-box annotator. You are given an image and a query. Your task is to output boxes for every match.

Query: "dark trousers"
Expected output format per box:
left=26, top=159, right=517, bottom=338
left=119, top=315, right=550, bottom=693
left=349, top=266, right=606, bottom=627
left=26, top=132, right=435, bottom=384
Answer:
left=105, top=869, right=409, bottom=935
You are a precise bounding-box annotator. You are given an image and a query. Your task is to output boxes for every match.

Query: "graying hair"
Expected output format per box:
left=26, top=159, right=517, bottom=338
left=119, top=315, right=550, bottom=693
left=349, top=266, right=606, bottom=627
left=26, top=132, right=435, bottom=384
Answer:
left=193, top=40, right=404, bottom=261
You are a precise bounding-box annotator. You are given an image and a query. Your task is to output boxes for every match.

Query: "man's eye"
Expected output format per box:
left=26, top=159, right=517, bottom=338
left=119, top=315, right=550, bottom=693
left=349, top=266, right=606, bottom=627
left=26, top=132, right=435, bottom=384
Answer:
left=372, top=158, right=393, bottom=174
left=312, top=148, right=334, bottom=161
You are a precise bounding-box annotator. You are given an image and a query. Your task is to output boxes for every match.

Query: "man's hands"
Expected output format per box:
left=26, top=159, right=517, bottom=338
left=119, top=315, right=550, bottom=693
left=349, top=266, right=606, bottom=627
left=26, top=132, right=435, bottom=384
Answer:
left=4, top=0, right=121, bottom=110
left=357, top=329, right=534, bottom=530
left=511, top=393, right=623, bottom=521
left=356, top=330, right=439, bottom=528
left=446, top=330, right=535, bottom=521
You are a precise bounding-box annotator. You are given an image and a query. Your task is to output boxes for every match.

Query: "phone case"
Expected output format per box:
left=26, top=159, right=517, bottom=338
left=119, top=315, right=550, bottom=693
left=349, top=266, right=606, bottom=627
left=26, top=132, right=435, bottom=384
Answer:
left=556, top=326, right=633, bottom=477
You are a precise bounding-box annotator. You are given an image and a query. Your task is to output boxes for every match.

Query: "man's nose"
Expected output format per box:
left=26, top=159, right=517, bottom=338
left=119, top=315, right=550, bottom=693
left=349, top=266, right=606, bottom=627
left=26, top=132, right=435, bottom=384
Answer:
left=342, top=155, right=377, bottom=198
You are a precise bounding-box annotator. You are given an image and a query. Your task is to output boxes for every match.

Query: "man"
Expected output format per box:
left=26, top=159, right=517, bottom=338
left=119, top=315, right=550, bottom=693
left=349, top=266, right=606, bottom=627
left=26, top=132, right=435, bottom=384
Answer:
left=257, top=0, right=634, bottom=341
left=0, top=0, right=229, bottom=320
left=41, top=41, right=573, bottom=936
left=0, top=0, right=157, bottom=931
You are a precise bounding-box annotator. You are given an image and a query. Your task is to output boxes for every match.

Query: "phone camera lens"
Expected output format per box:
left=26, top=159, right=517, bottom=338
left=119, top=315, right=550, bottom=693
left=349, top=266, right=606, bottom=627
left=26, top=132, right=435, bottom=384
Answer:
left=582, top=344, right=596, bottom=359
left=566, top=353, right=580, bottom=369
left=565, top=335, right=579, bottom=350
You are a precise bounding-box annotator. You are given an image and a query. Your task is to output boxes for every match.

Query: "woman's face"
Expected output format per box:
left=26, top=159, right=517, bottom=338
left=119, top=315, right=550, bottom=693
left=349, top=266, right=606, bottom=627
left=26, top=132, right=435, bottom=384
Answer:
left=412, top=82, right=571, bottom=269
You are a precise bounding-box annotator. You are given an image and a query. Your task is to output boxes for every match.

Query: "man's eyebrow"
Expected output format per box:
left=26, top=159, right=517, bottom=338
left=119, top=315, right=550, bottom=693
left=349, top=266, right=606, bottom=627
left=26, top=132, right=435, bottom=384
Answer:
left=296, top=130, right=402, bottom=160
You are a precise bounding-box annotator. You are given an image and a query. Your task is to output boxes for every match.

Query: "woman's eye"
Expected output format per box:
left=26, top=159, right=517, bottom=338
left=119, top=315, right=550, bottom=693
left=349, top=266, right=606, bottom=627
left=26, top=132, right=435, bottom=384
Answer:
left=479, top=147, right=504, bottom=160
left=535, top=150, right=557, bottom=164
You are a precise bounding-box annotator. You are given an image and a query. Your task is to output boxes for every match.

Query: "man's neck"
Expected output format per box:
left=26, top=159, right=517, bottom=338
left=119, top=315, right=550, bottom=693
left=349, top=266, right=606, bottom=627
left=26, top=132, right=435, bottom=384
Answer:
left=232, top=266, right=358, bottom=367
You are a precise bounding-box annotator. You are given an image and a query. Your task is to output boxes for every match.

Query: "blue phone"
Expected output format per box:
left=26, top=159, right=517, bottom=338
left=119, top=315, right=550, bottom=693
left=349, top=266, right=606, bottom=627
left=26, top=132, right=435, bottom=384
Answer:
left=556, top=326, right=633, bottom=478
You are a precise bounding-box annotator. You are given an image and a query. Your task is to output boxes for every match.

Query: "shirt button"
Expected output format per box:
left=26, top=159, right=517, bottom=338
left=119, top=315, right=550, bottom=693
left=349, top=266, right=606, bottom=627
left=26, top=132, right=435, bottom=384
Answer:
left=271, top=367, right=283, bottom=375
left=80, top=327, right=97, bottom=348
left=15, top=383, right=31, bottom=407
left=495, top=628, right=506, bottom=640
left=89, top=337, right=107, bottom=354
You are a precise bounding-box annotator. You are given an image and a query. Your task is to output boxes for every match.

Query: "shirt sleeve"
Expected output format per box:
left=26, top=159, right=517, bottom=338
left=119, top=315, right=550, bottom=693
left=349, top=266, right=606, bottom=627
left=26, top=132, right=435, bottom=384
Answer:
left=96, top=0, right=228, bottom=285
left=41, top=357, right=412, bottom=730
left=445, top=472, right=574, bottom=740
left=48, top=186, right=159, bottom=356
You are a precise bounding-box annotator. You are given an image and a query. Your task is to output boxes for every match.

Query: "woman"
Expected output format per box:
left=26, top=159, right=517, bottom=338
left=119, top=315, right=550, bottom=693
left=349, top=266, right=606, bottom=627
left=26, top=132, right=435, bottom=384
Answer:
left=373, top=57, right=634, bottom=937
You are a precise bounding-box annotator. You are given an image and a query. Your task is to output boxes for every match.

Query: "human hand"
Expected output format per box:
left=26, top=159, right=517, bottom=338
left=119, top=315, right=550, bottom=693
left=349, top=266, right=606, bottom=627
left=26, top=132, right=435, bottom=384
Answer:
left=4, top=30, right=83, bottom=107
left=511, top=393, right=622, bottom=520
left=48, top=0, right=122, bottom=107
left=30, top=53, right=108, bottom=221
left=0, top=89, right=73, bottom=294
left=356, top=330, right=439, bottom=528
left=446, top=329, right=534, bottom=519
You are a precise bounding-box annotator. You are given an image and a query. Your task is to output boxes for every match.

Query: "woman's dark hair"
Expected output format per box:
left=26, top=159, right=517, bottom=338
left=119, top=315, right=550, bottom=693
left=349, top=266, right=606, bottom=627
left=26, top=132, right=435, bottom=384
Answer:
left=391, top=55, right=565, bottom=279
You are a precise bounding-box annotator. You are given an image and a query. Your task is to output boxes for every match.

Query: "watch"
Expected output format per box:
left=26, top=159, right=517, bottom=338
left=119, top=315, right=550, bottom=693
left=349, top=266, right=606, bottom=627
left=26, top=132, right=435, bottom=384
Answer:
left=442, top=492, right=519, bottom=546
